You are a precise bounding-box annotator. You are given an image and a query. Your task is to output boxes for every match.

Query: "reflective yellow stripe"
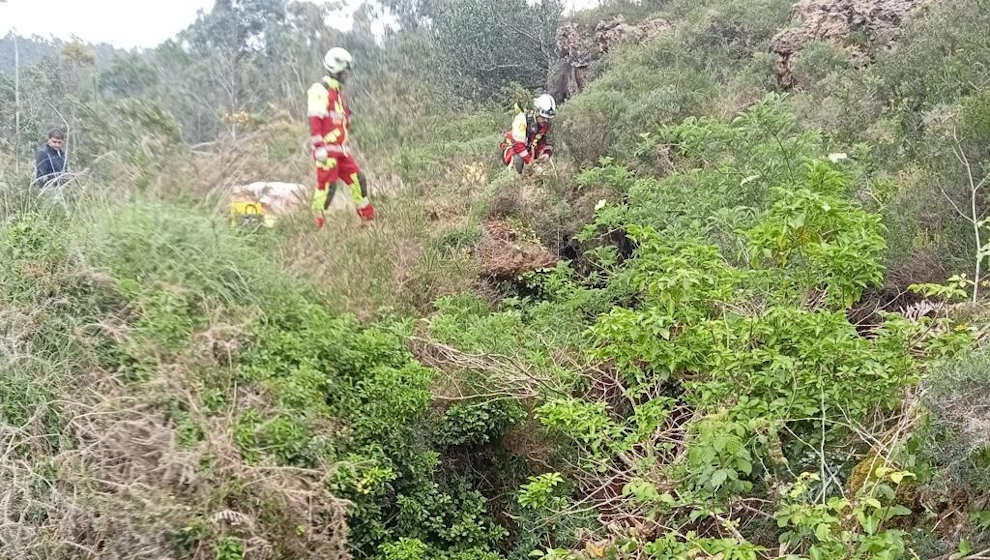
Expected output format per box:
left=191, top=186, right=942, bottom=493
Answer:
left=348, top=173, right=366, bottom=205
left=511, top=112, right=527, bottom=143
left=312, top=187, right=329, bottom=212
left=307, top=83, right=329, bottom=117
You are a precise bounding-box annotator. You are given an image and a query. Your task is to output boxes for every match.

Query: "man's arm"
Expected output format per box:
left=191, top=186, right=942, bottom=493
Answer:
left=509, top=112, right=533, bottom=163
left=537, top=123, right=553, bottom=159
left=307, top=82, right=330, bottom=155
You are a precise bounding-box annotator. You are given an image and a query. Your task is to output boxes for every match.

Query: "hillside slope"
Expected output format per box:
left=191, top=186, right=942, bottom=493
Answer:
left=2, top=0, right=990, bottom=559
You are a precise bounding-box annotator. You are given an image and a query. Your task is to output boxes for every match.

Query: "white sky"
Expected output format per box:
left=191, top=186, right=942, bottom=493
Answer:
left=0, top=0, right=603, bottom=50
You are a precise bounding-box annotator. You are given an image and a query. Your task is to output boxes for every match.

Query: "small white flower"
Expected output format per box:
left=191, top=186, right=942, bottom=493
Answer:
left=828, top=152, right=848, bottom=163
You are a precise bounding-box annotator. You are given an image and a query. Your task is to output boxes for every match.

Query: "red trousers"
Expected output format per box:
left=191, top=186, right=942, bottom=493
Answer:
left=313, top=153, right=366, bottom=212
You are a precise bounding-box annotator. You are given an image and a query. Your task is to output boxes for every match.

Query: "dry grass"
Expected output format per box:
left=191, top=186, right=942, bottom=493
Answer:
left=0, top=184, right=356, bottom=559
left=0, top=303, right=353, bottom=560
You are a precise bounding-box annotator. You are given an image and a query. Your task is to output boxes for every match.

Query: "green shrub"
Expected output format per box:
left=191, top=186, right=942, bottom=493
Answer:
left=746, top=161, right=887, bottom=307
left=919, top=350, right=990, bottom=495
left=793, top=40, right=854, bottom=85
left=214, top=536, right=245, bottom=560
left=872, top=0, right=990, bottom=115
left=377, top=538, right=507, bottom=560
left=426, top=95, right=959, bottom=558
left=435, top=400, right=525, bottom=447
left=396, top=481, right=507, bottom=553
left=556, top=0, right=791, bottom=167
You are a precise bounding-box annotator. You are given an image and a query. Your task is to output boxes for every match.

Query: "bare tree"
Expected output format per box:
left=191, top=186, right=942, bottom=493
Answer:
left=939, top=128, right=990, bottom=302
left=13, top=32, right=19, bottom=177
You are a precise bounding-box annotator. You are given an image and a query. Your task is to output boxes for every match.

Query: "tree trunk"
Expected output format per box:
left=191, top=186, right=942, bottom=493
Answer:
left=14, top=35, right=20, bottom=177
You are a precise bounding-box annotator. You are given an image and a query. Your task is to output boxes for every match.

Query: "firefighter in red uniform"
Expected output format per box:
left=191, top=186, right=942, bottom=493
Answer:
left=500, top=94, right=556, bottom=174
left=308, top=47, right=375, bottom=228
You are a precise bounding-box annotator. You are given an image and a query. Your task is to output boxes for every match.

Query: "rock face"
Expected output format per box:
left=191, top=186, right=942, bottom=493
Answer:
left=771, top=0, right=929, bottom=87
left=550, top=22, right=595, bottom=103
left=549, top=15, right=670, bottom=102
left=595, top=15, right=670, bottom=53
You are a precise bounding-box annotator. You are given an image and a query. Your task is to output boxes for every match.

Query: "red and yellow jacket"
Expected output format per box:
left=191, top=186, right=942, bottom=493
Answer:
left=502, top=106, right=552, bottom=164
left=307, top=76, right=351, bottom=155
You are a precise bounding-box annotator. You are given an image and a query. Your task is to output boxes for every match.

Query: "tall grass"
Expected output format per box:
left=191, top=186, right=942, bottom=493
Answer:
left=0, top=178, right=357, bottom=559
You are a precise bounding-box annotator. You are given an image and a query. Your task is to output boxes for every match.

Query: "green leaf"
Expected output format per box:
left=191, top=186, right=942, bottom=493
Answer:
left=888, top=505, right=912, bottom=518
left=814, top=523, right=832, bottom=541
left=951, top=540, right=973, bottom=560
left=858, top=512, right=878, bottom=535
left=862, top=497, right=882, bottom=509
left=689, top=508, right=709, bottom=522
left=710, top=469, right=729, bottom=489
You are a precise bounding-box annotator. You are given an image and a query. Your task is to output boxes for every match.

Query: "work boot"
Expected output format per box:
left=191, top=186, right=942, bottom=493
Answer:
left=356, top=203, right=376, bottom=222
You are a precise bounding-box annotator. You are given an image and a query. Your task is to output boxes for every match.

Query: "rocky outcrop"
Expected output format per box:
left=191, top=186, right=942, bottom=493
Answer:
left=549, top=15, right=671, bottom=102
left=595, top=15, right=670, bottom=53
left=549, top=22, right=595, bottom=103
left=771, top=0, right=929, bottom=87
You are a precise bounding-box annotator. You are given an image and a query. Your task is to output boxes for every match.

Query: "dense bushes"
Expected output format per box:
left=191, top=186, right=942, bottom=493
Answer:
left=423, top=102, right=977, bottom=559
left=919, top=350, right=990, bottom=496
left=555, top=0, right=789, bottom=165
left=0, top=191, right=513, bottom=559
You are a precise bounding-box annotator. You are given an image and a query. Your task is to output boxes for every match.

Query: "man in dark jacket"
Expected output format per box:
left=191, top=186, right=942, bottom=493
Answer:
left=35, top=128, right=68, bottom=186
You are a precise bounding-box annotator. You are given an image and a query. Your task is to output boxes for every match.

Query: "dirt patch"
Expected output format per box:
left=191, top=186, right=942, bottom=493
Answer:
left=475, top=220, right=557, bottom=280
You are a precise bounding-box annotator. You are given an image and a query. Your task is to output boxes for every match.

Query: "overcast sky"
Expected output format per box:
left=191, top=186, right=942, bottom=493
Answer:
left=0, top=0, right=602, bottom=50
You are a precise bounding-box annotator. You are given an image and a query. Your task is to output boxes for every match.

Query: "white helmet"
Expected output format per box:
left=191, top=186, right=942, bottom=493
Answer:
left=534, top=94, right=556, bottom=118
left=323, top=47, right=353, bottom=74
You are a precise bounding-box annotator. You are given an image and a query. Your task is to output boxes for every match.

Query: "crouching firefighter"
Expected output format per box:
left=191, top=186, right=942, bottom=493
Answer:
left=500, top=94, right=556, bottom=174
left=307, top=47, right=376, bottom=228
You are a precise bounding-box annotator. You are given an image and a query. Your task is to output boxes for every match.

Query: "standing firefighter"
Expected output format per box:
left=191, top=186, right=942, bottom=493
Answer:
left=500, top=94, right=556, bottom=174
left=307, top=47, right=375, bottom=228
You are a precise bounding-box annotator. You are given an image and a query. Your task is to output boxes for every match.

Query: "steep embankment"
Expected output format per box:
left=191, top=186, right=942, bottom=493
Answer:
left=2, top=0, right=990, bottom=559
